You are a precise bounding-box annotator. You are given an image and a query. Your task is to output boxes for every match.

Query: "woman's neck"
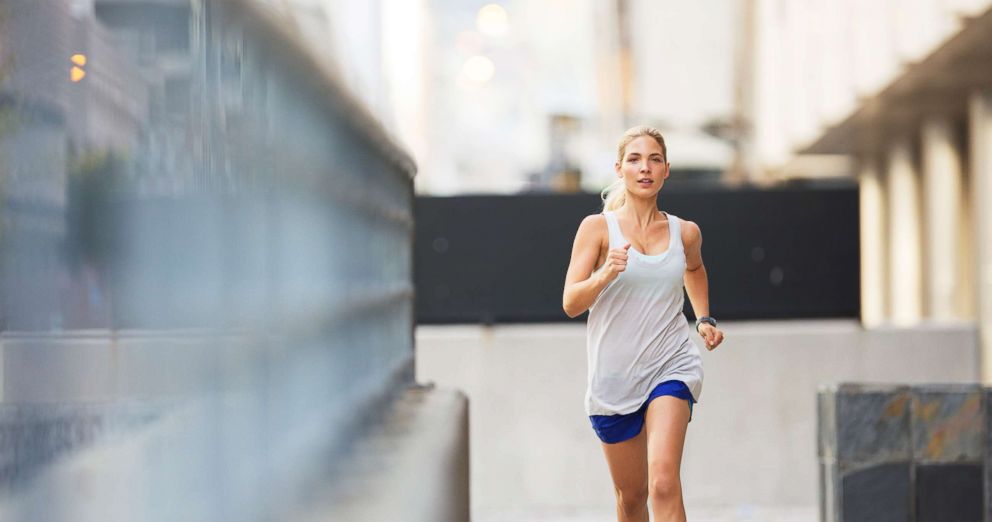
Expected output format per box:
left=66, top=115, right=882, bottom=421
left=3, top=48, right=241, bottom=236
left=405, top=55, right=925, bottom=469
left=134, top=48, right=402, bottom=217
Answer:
left=618, top=195, right=662, bottom=227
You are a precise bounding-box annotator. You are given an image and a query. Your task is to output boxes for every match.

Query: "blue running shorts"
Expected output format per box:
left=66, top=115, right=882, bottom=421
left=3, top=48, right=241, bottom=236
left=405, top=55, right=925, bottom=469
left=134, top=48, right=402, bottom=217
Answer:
left=589, top=380, right=694, bottom=444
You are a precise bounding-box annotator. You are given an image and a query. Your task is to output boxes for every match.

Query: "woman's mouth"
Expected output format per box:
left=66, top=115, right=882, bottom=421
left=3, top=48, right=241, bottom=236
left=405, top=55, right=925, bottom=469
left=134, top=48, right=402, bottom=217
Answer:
left=637, top=179, right=653, bottom=186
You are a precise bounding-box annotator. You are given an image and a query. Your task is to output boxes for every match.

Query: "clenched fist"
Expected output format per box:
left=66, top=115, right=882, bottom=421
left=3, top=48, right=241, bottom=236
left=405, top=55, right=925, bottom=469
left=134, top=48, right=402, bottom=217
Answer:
left=601, top=243, right=631, bottom=283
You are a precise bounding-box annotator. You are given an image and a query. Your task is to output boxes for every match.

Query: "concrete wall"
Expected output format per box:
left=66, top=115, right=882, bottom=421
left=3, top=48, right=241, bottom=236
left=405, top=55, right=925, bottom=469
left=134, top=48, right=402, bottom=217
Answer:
left=415, top=320, right=979, bottom=517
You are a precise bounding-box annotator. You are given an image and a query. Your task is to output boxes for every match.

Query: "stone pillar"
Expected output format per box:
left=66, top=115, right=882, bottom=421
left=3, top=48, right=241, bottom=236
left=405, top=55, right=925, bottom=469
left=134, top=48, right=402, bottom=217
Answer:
left=921, top=117, right=965, bottom=321
left=859, top=157, right=887, bottom=326
left=887, top=138, right=923, bottom=325
left=970, top=91, right=992, bottom=383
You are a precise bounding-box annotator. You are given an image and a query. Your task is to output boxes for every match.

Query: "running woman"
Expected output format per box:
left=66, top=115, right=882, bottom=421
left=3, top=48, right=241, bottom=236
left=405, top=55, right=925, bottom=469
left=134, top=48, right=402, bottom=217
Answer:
left=562, top=125, right=725, bottom=521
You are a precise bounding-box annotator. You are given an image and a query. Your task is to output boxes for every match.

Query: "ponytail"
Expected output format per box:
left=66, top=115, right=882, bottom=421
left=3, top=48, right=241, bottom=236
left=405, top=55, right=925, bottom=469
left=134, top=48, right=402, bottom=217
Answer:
left=601, top=179, right=626, bottom=211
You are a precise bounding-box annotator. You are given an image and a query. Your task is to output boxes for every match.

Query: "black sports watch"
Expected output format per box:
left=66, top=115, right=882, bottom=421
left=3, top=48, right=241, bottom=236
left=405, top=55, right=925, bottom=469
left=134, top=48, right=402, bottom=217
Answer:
left=695, top=316, right=717, bottom=332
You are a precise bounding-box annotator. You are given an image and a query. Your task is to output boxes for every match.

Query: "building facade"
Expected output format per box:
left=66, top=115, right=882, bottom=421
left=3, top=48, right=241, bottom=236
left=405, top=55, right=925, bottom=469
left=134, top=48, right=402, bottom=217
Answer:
left=747, top=0, right=992, bottom=379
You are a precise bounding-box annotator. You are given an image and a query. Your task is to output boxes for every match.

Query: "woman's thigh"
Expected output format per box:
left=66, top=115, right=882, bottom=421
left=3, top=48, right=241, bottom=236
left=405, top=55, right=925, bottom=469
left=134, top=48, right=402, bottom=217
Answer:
left=644, top=395, right=691, bottom=476
left=600, top=428, right=648, bottom=493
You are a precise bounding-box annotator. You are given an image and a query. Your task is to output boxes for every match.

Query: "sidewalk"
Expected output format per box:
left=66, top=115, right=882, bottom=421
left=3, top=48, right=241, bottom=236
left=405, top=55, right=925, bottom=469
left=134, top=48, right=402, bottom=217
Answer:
left=476, top=505, right=817, bottom=521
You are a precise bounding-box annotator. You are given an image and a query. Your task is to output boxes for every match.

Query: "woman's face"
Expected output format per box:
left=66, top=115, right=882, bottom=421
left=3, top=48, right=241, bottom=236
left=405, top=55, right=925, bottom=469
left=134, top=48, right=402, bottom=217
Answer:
left=615, top=135, right=669, bottom=197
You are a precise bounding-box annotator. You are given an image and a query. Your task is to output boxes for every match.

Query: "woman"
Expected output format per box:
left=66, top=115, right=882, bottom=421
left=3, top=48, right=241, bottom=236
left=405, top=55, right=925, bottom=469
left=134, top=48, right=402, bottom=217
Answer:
left=562, top=125, right=725, bottom=521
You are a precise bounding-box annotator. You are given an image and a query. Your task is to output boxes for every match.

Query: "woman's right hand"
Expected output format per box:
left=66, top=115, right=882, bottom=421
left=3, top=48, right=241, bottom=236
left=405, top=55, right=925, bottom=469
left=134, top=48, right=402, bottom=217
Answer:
left=600, top=243, right=631, bottom=283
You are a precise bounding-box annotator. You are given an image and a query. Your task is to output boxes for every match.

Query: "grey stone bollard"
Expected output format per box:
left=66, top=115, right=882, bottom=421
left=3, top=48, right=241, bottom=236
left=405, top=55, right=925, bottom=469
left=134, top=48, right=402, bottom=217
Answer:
left=818, top=383, right=984, bottom=522
left=818, top=384, right=913, bottom=522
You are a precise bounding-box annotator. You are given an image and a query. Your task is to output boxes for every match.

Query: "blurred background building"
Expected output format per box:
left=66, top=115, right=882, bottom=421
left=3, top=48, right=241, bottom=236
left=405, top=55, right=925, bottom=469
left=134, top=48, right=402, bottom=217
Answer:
left=250, top=0, right=738, bottom=194
left=403, top=0, right=737, bottom=194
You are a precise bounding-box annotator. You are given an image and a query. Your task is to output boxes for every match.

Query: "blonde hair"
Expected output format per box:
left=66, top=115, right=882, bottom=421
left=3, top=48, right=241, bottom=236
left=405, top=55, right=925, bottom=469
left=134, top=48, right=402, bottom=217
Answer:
left=601, top=126, right=668, bottom=211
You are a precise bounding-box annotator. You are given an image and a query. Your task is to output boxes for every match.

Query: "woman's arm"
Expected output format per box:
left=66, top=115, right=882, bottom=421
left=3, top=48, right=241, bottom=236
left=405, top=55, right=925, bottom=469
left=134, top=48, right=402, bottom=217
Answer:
left=562, top=215, right=629, bottom=318
left=683, top=220, right=725, bottom=350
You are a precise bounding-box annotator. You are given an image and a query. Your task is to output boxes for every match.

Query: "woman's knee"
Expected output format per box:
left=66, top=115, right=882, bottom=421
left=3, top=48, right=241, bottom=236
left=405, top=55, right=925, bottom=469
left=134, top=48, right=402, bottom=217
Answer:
left=649, top=469, right=681, bottom=503
left=614, top=483, right=649, bottom=514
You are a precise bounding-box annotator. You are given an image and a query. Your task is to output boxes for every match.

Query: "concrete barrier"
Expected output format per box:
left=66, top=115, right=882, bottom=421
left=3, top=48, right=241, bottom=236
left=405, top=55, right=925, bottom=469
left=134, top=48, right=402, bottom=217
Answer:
left=297, top=385, right=470, bottom=522
left=818, top=383, right=984, bottom=522
left=0, top=385, right=468, bottom=521
left=0, top=402, right=163, bottom=491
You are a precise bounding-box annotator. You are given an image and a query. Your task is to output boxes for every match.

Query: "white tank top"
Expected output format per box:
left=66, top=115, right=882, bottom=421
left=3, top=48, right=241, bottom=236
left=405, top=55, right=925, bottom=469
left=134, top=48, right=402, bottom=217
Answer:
left=585, top=210, right=704, bottom=416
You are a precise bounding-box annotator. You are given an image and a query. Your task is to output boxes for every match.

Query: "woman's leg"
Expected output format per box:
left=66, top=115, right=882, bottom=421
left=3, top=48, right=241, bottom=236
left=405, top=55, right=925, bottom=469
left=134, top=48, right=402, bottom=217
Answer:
left=644, top=395, right=691, bottom=522
left=600, top=429, right=649, bottom=522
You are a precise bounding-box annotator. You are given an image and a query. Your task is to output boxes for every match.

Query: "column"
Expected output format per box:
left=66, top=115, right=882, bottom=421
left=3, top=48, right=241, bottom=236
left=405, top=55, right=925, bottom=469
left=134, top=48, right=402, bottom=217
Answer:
left=921, top=117, right=965, bottom=321
left=970, top=91, right=992, bottom=383
left=859, top=157, right=887, bottom=326
left=887, top=138, right=923, bottom=325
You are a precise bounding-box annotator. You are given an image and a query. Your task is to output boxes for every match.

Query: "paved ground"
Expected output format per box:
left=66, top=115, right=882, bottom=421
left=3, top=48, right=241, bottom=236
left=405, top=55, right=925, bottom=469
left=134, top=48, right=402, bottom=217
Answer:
left=475, top=505, right=817, bottom=521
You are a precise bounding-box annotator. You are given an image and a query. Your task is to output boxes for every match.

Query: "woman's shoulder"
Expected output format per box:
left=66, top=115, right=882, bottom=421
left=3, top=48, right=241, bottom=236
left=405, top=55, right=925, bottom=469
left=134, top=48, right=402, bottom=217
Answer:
left=579, top=213, right=607, bottom=227
left=575, top=213, right=609, bottom=241
left=673, top=215, right=701, bottom=245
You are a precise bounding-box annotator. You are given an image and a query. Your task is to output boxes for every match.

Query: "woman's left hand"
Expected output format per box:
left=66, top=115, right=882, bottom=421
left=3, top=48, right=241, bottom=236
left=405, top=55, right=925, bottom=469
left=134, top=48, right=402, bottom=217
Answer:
left=698, top=324, right=724, bottom=351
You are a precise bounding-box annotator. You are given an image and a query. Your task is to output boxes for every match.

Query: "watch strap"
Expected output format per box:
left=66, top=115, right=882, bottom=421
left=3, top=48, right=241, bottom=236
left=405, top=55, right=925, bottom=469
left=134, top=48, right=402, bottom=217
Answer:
left=695, top=316, right=717, bottom=331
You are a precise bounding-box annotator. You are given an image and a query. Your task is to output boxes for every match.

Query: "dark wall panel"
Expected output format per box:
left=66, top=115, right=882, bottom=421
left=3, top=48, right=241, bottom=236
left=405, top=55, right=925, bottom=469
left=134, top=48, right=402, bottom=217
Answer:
left=415, top=184, right=859, bottom=324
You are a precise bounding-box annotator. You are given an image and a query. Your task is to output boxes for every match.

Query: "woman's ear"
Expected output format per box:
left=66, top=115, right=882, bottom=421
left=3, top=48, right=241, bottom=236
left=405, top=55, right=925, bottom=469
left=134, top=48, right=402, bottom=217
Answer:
left=614, top=162, right=622, bottom=177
